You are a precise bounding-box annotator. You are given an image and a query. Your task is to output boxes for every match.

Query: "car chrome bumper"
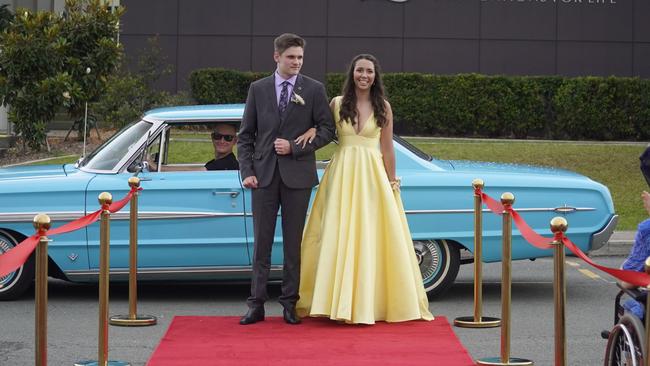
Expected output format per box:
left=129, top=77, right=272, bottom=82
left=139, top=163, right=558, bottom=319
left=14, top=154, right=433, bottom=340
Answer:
left=590, top=214, right=619, bottom=251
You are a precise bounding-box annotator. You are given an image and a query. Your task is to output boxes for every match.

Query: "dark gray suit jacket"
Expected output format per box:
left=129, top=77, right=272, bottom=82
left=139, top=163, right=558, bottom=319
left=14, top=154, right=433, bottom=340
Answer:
left=237, top=74, right=335, bottom=189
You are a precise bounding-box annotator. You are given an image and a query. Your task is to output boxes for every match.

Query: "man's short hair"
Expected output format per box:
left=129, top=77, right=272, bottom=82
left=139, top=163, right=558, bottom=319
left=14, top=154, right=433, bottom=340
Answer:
left=274, top=33, right=306, bottom=55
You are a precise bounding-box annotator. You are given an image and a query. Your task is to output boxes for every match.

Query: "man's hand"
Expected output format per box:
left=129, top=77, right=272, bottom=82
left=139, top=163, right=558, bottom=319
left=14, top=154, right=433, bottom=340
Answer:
left=295, top=128, right=317, bottom=149
left=242, top=175, right=259, bottom=189
left=274, top=138, right=292, bottom=155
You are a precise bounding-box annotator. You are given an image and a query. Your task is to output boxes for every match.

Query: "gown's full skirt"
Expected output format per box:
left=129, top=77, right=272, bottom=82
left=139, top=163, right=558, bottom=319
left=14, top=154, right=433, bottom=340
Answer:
left=296, top=99, right=433, bottom=324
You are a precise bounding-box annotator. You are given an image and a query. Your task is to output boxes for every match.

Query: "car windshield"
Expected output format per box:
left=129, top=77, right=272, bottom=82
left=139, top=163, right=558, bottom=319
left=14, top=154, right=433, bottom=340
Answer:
left=81, top=120, right=153, bottom=171
left=393, top=135, right=432, bottom=161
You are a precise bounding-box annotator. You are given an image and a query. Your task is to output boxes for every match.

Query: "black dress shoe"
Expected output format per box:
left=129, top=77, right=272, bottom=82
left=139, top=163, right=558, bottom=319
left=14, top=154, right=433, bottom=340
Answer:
left=283, top=308, right=301, bottom=325
left=239, top=307, right=265, bottom=325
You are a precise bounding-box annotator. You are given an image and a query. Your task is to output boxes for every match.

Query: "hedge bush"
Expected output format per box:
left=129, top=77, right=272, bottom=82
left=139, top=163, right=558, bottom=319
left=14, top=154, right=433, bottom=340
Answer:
left=190, top=68, right=650, bottom=141
left=189, top=68, right=267, bottom=104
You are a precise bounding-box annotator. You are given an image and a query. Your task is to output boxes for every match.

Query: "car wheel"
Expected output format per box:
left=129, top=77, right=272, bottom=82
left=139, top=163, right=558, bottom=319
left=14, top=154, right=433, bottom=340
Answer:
left=0, top=231, right=34, bottom=300
left=413, top=239, right=460, bottom=298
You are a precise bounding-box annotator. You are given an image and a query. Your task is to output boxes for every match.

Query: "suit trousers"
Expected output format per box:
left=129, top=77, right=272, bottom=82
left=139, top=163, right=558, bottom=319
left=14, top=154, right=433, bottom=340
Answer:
left=247, top=164, right=312, bottom=310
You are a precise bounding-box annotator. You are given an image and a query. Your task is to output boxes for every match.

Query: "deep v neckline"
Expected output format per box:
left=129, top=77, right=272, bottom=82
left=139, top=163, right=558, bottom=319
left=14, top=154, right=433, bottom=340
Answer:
left=354, top=112, right=373, bottom=136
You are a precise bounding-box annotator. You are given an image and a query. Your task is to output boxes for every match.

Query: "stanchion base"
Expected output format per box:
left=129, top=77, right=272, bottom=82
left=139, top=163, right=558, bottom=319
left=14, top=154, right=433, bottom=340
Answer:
left=476, top=357, right=533, bottom=365
left=109, top=314, right=157, bottom=327
left=74, top=361, right=131, bottom=366
left=453, top=316, right=501, bottom=328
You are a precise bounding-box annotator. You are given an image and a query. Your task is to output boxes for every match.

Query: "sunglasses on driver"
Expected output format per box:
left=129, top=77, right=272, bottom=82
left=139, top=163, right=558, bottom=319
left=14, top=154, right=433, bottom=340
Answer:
left=211, top=132, right=236, bottom=142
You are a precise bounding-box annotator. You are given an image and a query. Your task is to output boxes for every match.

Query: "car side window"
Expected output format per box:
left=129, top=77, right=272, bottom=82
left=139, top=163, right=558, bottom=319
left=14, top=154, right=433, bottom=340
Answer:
left=145, top=133, right=162, bottom=172
left=160, top=122, right=238, bottom=172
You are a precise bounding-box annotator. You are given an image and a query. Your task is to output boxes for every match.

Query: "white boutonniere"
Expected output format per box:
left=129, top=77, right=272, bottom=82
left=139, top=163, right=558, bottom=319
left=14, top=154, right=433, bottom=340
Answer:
left=291, top=92, right=305, bottom=105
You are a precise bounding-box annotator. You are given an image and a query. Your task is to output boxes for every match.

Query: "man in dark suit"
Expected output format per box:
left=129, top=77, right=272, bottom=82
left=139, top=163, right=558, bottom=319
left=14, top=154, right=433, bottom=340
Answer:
left=237, top=33, right=335, bottom=325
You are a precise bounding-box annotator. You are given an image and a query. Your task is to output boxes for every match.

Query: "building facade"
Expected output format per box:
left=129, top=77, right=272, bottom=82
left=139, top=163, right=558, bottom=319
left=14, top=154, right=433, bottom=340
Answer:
left=118, top=0, right=650, bottom=93
left=1, top=0, right=649, bottom=95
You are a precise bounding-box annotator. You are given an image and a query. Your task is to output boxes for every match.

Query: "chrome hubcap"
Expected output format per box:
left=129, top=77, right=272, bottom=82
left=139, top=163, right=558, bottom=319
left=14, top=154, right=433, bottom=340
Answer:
left=413, top=240, right=441, bottom=283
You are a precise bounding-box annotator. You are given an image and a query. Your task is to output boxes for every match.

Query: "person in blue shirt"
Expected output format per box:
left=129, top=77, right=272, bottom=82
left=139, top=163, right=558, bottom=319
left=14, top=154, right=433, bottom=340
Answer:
left=620, top=191, right=650, bottom=319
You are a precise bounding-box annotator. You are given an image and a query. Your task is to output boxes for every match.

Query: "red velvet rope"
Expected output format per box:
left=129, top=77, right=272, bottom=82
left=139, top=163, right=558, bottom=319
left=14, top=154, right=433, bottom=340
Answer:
left=478, top=189, right=553, bottom=249
left=0, top=187, right=140, bottom=277
left=479, top=191, right=504, bottom=214
left=562, top=235, right=650, bottom=287
left=509, top=209, right=554, bottom=250
left=476, top=187, right=650, bottom=287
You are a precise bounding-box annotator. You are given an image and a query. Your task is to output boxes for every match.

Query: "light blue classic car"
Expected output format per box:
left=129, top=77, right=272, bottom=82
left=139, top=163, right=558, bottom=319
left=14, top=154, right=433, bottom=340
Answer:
left=0, top=104, right=618, bottom=300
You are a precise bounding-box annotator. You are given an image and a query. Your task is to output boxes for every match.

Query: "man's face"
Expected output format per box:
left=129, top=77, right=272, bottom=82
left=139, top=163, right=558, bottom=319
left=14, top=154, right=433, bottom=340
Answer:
left=274, top=46, right=304, bottom=79
left=211, top=124, right=237, bottom=157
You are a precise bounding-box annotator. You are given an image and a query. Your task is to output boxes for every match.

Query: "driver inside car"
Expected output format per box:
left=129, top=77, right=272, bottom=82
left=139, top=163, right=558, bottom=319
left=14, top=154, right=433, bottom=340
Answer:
left=204, top=123, right=239, bottom=171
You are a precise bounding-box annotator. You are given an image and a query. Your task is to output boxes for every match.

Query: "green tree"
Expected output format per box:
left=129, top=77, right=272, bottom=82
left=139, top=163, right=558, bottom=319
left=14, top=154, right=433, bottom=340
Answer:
left=95, top=36, right=193, bottom=129
left=0, top=10, right=69, bottom=150
left=0, top=0, right=123, bottom=150
left=61, top=0, right=123, bottom=134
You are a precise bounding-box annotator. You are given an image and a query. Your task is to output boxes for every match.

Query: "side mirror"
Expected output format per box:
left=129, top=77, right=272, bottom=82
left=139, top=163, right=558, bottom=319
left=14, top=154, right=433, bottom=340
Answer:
left=74, top=157, right=84, bottom=168
left=127, top=161, right=143, bottom=174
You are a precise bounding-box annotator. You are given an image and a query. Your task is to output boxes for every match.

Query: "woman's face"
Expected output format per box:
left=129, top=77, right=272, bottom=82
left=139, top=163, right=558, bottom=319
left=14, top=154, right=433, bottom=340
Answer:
left=353, top=58, right=375, bottom=91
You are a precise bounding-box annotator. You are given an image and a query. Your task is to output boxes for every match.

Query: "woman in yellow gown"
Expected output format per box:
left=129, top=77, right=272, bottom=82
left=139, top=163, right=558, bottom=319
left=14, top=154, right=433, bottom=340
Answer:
left=295, top=54, right=433, bottom=324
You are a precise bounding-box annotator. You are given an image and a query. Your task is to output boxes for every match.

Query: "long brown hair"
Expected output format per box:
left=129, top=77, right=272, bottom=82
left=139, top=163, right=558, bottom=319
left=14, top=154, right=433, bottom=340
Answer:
left=339, top=54, right=387, bottom=128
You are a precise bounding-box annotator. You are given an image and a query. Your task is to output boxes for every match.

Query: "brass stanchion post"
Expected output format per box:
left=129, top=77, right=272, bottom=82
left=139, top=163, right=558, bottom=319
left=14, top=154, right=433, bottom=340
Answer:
left=455, top=179, right=501, bottom=328
left=110, top=178, right=156, bottom=327
left=75, top=193, right=130, bottom=366
left=34, top=214, right=51, bottom=366
left=550, top=217, right=568, bottom=366
left=477, top=192, right=533, bottom=366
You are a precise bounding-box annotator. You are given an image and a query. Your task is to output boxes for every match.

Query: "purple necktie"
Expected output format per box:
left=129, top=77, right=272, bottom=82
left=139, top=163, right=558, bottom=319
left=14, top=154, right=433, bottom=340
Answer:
left=279, top=81, right=289, bottom=116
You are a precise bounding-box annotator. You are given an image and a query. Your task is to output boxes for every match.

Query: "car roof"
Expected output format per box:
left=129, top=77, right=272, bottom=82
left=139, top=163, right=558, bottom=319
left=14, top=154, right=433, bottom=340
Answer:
left=144, top=104, right=245, bottom=121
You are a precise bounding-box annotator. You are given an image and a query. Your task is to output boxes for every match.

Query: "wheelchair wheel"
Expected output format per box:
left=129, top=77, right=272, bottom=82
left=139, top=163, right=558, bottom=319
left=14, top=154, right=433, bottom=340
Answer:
left=604, top=313, right=646, bottom=366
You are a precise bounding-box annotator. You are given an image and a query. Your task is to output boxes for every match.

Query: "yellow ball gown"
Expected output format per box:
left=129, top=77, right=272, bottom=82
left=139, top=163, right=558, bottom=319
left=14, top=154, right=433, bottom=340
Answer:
left=297, top=96, right=434, bottom=324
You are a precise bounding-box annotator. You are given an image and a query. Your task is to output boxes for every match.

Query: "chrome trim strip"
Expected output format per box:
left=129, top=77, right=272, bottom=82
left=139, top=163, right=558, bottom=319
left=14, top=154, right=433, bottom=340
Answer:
left=64, top=265, right=283, bottom=281
left=0, top=211, right=85, bottom=223
left=1, top=206, right=596, bottom=223
left=66, top=265, right=270, bottom=276
left=111, top=211, right=247, bottom=220
left=404, top=207, right=595, bottom=214
left=157, top=125, right=168, bottom=173
left=158, top=117, right=243, bottom=123
left=0, top=211, right=248, bottom=223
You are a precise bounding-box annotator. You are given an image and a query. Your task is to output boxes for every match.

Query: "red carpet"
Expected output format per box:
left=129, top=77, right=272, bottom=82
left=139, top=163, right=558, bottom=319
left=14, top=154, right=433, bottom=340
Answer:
left=147, top=316, right=475, bottom=366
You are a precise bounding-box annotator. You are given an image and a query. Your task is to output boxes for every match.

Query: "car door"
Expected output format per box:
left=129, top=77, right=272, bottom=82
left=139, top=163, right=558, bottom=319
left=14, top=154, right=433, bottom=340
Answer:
left=85, top=128, right=249, bottom=271
left=85, top=169, right=248, bottom=270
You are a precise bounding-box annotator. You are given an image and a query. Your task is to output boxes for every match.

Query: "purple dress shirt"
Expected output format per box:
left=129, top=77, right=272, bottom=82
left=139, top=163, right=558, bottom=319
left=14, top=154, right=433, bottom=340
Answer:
left=275, top=71, right=297, bottom=107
